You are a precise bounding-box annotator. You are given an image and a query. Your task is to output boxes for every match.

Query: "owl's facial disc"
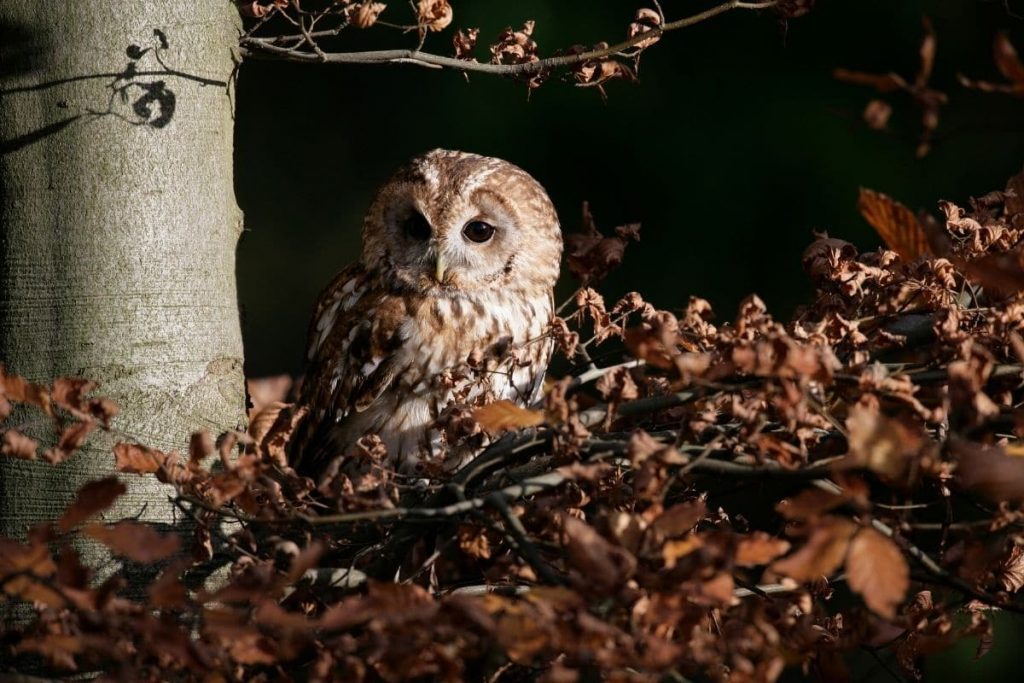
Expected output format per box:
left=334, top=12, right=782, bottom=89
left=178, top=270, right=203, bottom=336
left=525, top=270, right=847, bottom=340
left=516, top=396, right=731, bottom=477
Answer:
left=362, top=150, right=562, bottom=297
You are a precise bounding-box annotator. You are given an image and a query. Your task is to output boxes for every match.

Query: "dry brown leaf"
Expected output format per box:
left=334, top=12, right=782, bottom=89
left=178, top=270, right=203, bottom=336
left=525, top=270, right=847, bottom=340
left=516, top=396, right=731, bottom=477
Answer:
left=960, top=249, right=1024, bottom=297
left=953, top=438, right=1024, bottom=503
left=649, top=500, right=706, bottom=538
left=417, top=0, right=452, bottom=32
left=2, top=429, right=39, bottom=460
left=1006, top=167, right=1024, bottom=217
left=834, top=68, right=906, bottom=92
left=627, top=8, right=662, bottom=50
left=351, top=1, right=386, bottom=29
left=458, top=524, right=492, bottom=559
left=846, top=527, right=909, bottom=619
left=561, top=515, right=636, bottom=593
left=473, top=400, right=544, bottom=434
left=248, top=401, right=288, bottom=445
left=994, top=32, right=1024, bottom=86
left=148, top=557, right=190, bottom=609
left=662, top=535, right=702, bottom=569
left=863, top=99, right=892, bottom=130
left=735, top=532, right=791, bottom=567
left=113, top=442, right=168, bottom=474
left=776, top=487, right=852, bottom=521
left=43, top=420, right=98, bottom=464
left=246, top=375, right=293, bottom=413
left=844, top=400, right=925, bottom=481
left=57, top=477, right=126, bottom=532
left=86, top=521, right=181, bottom=563
left=188, top=429, right=215, bottom=465
left=858, top=188, right=932, bottom=262
left=771, top=516, right=857, bottom=582
left=453, top=27, right=480, bottom=61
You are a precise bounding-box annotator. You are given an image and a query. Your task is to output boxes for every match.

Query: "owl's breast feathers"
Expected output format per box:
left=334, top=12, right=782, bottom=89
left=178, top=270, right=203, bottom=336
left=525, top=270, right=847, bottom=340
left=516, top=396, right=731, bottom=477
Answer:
left=290, top=263, right=553, bottom=476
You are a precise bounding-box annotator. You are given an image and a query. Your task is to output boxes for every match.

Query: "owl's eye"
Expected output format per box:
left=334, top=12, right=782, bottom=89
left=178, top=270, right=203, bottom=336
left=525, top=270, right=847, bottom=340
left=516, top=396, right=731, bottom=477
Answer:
left=462, top=220, right=496, bottom=244
left=403, top=212, right=432, bottom=241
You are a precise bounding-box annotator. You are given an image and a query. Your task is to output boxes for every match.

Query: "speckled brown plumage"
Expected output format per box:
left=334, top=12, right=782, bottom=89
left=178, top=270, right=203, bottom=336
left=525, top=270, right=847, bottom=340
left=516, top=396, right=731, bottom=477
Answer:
left=290, top=150, right=562, bottom=477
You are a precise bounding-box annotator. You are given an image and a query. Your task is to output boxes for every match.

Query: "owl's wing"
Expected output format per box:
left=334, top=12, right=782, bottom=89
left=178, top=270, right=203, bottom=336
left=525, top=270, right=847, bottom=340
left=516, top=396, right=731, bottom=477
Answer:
left=290, top=264, right=410, bottom=474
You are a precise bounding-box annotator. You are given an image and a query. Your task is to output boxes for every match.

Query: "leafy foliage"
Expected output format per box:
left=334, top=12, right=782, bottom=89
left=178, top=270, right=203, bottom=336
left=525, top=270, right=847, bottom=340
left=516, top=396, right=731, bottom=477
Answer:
left=4, top=169, right=1024, bottom=681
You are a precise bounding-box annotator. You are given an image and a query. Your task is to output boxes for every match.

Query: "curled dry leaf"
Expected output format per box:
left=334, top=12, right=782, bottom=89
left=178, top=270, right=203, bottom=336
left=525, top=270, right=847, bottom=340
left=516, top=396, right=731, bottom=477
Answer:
left=351, top=1, right=386, bottom=29
left=627, top=8, right=662, bottom=50
left=490, top=21, right=539, bottom=66
left=863, top=99, right=892, bottom=130
left=565, top=202, right=641, bottom=283
left=44, top=420, right=98, bottom=465
left=846, top=527, right=909, bottom=619
left=86, top=521, right=181, bottom=563
left=473, top=399, right=544, bottom=434
left=248, top=401, right=289, bottom=445
left=417, top=0, right=452, bottom=33
left=237, top=2, right=267, bottom=19
left=453, top=27, right=479, bottom=61
left=114, top=442, right=169, bottom=474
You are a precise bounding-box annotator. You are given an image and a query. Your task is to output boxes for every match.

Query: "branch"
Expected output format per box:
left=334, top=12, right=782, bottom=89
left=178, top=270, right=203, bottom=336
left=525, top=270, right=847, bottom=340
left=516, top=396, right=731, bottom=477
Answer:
left=239, top=1, right=778, bottom=75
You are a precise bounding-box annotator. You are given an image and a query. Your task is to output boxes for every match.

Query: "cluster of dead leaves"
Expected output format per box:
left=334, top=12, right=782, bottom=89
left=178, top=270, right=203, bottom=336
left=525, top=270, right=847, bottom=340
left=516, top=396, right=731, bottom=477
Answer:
left=0, top=369, right=117, bottom=464
left=237, top=3, right=805, bottom=99
left=8, top=169, right=1024, bottom=681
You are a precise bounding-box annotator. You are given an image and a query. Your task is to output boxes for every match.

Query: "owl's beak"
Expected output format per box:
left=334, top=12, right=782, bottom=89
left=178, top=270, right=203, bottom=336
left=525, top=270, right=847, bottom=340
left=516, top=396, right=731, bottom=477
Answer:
left=434, top=254, right=447, bottom=283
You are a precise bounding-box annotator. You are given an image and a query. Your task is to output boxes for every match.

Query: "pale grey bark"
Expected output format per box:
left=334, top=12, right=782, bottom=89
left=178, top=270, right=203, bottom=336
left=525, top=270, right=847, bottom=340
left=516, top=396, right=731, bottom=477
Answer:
left=0, top=4, right=245, bottom=540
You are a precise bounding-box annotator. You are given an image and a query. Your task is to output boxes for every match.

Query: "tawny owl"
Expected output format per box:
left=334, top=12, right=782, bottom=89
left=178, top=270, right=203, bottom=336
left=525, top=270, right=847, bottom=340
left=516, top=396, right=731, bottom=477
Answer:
left=290, top=150, right=562, bottom=478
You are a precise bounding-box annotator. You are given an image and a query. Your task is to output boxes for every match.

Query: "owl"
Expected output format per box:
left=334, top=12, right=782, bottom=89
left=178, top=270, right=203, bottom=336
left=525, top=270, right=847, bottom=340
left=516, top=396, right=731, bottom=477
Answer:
left=290, top=150, right=562, bottom=478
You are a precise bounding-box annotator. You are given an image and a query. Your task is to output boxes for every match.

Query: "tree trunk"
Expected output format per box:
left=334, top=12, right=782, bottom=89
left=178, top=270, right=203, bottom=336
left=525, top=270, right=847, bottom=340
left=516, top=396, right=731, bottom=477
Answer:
left=0, top=4, right=245, bottom=540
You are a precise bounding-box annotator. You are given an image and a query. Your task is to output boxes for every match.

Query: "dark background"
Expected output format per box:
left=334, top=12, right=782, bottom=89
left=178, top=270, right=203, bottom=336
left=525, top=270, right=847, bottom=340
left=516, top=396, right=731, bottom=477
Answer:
left=233, top=1, right=1024, bottom=678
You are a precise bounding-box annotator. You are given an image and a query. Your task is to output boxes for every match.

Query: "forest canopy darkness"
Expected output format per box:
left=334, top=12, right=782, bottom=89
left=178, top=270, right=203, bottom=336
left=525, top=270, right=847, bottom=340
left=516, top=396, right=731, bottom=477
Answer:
left=235, top=0, right=1024, bottom=378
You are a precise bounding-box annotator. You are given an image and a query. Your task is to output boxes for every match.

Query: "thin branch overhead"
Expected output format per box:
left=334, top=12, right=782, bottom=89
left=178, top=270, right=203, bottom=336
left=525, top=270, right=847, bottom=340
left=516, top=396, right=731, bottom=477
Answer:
left=238, top=0, right=781, bottom=94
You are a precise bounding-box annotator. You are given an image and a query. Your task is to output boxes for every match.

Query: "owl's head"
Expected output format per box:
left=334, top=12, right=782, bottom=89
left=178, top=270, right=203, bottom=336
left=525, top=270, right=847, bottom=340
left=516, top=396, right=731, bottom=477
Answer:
left=361, top=149, right=562, bottom=297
